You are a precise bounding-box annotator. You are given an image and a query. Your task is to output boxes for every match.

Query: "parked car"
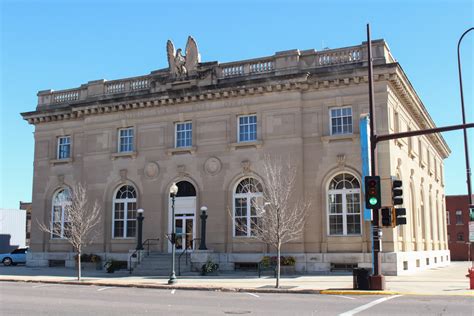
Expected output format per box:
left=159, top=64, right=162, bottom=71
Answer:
left=1, top=248, right=28, bottom=266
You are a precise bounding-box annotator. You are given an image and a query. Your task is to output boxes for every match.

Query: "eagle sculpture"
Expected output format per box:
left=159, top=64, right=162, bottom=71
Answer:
left=167, top=36, right=200, bottom=78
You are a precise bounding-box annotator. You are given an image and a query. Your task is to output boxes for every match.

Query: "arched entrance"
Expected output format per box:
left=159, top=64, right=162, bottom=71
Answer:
left=168, top=181, right=197, bottom=253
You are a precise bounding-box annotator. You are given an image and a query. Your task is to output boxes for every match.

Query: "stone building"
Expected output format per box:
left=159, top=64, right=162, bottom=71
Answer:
left=21, top=37, right=450, bottom=275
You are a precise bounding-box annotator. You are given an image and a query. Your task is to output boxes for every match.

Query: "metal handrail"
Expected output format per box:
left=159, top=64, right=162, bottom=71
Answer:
left=129, top=237, right=160, bottom=274
left=178, top=237, right=201, bottom=276
left=143, top=238, right=160, bottom=256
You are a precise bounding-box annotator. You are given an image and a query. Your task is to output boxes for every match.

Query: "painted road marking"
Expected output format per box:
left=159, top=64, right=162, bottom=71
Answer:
left=338, top=295, right=402, bottom=316
left=335, top=295, right=356, bottom=300
left=244, top=292, right=260, bottom=298
left=171, top=289, right=176, bottom=294
left=32, top=284, right=56, bottom=288
left=97, top=287, right=116, bottom=292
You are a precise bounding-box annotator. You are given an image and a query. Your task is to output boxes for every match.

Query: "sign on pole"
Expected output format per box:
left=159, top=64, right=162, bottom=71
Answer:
left=469, top=221, right=474, bottom=242
left=360, top=114, right=372, bottom=221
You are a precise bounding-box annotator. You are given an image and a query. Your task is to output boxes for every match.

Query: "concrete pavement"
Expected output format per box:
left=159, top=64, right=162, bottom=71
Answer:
left=0, top=261, right=472, bottom=296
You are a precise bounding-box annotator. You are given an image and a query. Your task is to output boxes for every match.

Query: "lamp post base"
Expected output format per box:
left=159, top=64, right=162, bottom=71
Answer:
left=168, top=273, right=177, bottom=285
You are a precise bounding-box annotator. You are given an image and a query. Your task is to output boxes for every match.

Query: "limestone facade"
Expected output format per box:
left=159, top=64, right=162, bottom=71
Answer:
left=21, top=39, right=450, bottom=275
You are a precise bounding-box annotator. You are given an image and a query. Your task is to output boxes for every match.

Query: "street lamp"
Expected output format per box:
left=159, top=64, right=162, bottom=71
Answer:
left=199, top=206, right=208, bottom=250
left=457, top=27, right=474, bottom=211
left=168, top=182, right=178, bottom=285
left=136, top=208, right=144, bottom=251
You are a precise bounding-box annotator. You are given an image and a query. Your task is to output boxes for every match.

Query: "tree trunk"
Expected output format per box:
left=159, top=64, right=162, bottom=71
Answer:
left=276, top=243, right=281, bottom=288
left=77, top=251, right=81, bottom=281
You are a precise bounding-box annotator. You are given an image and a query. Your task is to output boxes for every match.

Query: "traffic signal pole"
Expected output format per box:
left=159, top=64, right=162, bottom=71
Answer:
left=366, top=24, right=385, bottom=290
left=366, top=25, right=474, bottom=290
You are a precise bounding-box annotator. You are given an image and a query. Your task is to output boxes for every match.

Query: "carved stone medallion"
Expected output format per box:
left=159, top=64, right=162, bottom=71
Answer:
left=204, top=157, right=222, bottom=175
left=144, top=162, right=160, bottom=180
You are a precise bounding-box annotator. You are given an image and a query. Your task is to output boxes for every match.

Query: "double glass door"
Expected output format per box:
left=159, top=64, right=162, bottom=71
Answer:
left=175, top=214, right=194, bottom=251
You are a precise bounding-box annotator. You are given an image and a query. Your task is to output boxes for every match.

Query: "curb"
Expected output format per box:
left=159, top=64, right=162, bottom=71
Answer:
left=1, top=278, right=473, bottom=296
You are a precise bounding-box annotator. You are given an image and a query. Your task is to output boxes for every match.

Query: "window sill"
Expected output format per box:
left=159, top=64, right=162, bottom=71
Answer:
left=327, top=234, right=362, bottom=237
left=111, top=151, right=137, bottom=160
left=321, top=134, right=357, bottom=144
left=50, top=238, right=68, bottom=242
left=229, top=140, right=263, bottom=150
left=167, top=146, right=197, bottom=156
left=50, top=158, right=73, bottom=165
left=111, top=238, right=136, bottom=242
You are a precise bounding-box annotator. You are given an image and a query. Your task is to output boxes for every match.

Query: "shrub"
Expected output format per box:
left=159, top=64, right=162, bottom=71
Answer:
left=75, top=253, right=102, bottom=263
left=260, top=256, right=296, bottom=266
left=201, top=260, right=219, bottom=275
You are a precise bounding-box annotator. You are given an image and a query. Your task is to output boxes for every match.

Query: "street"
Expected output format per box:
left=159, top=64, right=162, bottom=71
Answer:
left=0, top=281, right=472, bottom=315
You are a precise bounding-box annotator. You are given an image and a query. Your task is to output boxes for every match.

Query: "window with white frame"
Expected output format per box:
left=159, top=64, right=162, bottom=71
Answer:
left=238, top=115, right=257, bottom=142
left=113, top=185, right=137, bottom=238
left=57, top=136, right=71, bottom=159
left=456, top=210, right=463, bottom=224
left=327, top=173, right=361, bottom=235
left=118, top=128, right=134, bottom=153
left=51, top=188, right=71, bottom=239
left=233, top=177, right=263, bottom=237
left=175, top=122, right=192, bottom=148
left=330, top=107, right=353, bottom=135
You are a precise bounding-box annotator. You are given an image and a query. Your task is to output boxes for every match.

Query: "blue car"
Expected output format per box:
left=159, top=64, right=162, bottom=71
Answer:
left=1, top=248, right=28, bottom=266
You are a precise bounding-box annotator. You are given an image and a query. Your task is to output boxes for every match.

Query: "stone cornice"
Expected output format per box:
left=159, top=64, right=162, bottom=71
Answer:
left=387, top=64, right=450, bottom=158
left=21, top=69, right=392, bottom=125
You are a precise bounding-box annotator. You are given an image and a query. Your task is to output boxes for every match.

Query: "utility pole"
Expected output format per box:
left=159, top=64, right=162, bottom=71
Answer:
left=366, top=23, right=385, bottom=290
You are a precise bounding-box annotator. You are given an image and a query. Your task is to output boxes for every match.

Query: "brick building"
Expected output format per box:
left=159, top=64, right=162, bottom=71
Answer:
left=446, top=195, right=473, bottom=261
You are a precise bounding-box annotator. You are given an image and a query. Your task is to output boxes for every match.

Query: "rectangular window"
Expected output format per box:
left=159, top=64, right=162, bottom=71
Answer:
left=456, top=210, right=463, bottom=224
left=57, top=136, right=71, bottom=159
left=118, top=128, right=134, bottom=153
left=457, top=233, right=464, bottom=241
left=446, top=211, right=450, bottom=225
left=330, top=107, right=353, bottom=135
left=238, top=115, right=257, bottom=142
left=175, top=122, right=192, bottom=148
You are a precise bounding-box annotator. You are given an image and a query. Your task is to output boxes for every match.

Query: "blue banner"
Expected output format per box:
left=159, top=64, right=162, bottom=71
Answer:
left=360, top=114, right=372, bottom=221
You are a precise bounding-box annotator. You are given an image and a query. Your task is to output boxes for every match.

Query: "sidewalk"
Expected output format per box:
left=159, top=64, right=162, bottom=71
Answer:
left=1, top=261, right=472, bottom=296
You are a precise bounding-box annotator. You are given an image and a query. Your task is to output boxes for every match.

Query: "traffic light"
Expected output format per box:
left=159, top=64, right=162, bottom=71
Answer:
left=392, top=207, right=407, bottom=226
left=392, top=179, right=403, bottom=206
left=365, top=176, right=381, bottom=209
left=381, top=207, right=392, bottom=227
left=391, top=178, right=406, bottom=226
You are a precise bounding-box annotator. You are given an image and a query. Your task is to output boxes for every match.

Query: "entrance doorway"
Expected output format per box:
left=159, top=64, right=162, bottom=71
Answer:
left=168, top=181, right=196, bottom=253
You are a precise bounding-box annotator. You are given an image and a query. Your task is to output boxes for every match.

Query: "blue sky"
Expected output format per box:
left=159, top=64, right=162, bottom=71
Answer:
left=0, top=0, right=472, bottom=209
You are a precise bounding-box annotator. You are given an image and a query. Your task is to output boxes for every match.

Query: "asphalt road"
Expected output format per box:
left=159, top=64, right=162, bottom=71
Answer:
left=0, top=281, right=472, bottom=315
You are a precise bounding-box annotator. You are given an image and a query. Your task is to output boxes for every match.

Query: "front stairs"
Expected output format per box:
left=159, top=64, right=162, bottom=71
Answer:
left=131, top=252, right=197, bottom=276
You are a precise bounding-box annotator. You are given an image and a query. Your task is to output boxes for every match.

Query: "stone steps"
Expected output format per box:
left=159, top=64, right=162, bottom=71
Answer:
left=132, top=252, right=194, bottom=276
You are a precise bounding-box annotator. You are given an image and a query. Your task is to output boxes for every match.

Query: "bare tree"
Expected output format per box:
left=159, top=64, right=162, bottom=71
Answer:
left=39, top=183, right=101, bottom=281
left=235, top=155, right=310, bottom=288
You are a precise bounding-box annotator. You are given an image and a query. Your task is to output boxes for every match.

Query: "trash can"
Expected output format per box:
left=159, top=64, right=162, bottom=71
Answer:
left=353, top=268, right=370, bottom=290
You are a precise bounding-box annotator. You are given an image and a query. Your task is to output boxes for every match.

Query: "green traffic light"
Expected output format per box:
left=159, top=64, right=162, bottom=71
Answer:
left=369, top=197, right=378, bottom=206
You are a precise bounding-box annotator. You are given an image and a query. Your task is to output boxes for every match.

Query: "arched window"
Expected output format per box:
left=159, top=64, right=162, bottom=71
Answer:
left=113, top=185, right=137, bottom=238
left=51, top=188, right=71, bottom=239
left=327, top=173, right=361, bottom=235
left=233, top=177, right=263, bottom=237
